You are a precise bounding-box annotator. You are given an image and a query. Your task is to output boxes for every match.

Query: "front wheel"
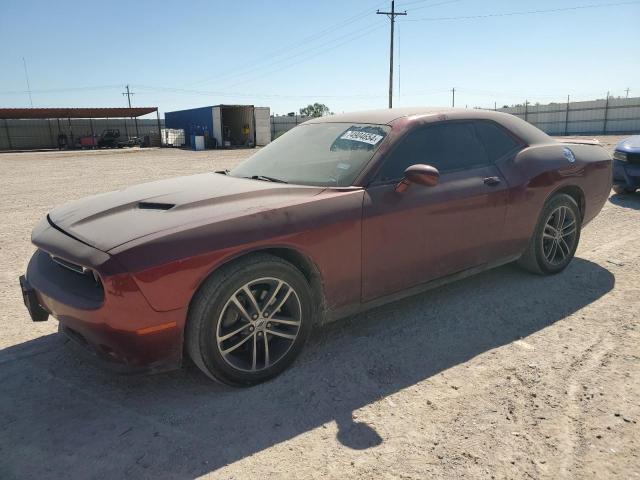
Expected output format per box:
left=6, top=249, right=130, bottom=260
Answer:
left=186, top=254, right=313, bottom=387
left=518, top=193, right=582, bottom=275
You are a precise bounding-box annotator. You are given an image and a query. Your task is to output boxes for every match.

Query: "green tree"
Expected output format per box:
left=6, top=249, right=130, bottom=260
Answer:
left=299, top=103, right=332, bottom=118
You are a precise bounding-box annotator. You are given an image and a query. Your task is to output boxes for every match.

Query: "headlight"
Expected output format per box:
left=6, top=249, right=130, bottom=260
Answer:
left=613, top=151, right=627, bottom=162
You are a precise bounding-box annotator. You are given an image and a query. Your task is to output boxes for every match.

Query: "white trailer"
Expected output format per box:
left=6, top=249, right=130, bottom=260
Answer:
left=211, top=105, right=271, bottom=148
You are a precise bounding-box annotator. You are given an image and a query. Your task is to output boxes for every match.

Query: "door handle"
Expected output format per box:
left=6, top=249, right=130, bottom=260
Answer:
left=483, top=176, right=501, bottom=186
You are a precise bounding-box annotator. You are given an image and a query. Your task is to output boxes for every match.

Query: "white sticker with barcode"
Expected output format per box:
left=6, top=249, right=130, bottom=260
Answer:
left=339, top=130, right=384, bottom=145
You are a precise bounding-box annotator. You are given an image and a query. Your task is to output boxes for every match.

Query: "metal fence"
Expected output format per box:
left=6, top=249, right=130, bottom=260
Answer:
left=4, top=97, right=638, bottom=151
left=498, top=97, right=640, bottom=135
left=0, top=118, right=164, bottom=150
left=271, top=99, right=640, bottom=139
left=270, top=115, right=309, bottom=139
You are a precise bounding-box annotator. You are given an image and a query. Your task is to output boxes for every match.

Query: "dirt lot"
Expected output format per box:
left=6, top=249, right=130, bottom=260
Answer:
left=0, top=140, right=638, bottom=479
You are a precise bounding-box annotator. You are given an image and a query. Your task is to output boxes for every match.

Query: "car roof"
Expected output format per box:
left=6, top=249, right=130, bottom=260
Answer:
left=304, top=107, right=551, bottom=145
left=304, top=107, right=451, bottom=125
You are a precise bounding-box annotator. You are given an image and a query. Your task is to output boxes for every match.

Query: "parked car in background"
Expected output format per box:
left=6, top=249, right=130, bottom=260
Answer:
left=612, top=135, right=640, bottom=194
left=19, top=108, right=612, bottom=387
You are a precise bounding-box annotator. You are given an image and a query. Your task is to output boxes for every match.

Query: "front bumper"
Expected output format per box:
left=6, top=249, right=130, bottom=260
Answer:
left=21, top=218, right=187, bottom=373
left=613, top=159, right=640, bottom=190
left=19, top=275, right=49, bottom=322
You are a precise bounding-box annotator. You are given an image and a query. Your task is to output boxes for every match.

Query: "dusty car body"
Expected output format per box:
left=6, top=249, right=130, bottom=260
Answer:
left=20, top=108, right=612, bottom=385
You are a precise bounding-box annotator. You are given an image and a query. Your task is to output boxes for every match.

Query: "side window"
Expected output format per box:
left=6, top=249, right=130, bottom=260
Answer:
left=473, top=121, right=521, bottom=162
left=377, top=122, right=489, bottom=180
left=377, top=127, right=430, bottom=180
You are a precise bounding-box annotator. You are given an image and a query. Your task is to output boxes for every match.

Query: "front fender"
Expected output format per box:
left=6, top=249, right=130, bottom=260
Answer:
left=114, top=190, right=365, bottom=313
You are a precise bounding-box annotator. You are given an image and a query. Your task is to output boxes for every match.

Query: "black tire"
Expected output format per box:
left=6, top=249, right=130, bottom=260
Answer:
left=517, top=193, right=582, bottom=275
left=186, top=253, right=313, bottom=387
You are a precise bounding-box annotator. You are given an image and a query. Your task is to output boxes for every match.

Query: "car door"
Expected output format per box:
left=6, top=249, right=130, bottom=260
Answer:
left=361, top=120, right=516, bottom=302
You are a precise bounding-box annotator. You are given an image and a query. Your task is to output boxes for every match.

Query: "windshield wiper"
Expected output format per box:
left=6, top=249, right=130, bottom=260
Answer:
left=247, top=175, right=288, bottom=184
left=215, top=169, right=230, bottom=175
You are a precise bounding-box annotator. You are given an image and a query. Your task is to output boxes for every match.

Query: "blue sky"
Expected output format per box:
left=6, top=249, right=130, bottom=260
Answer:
left=1, top=0, right=639, bottom=117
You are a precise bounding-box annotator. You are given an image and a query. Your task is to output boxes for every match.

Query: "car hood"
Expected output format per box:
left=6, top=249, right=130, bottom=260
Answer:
left=616, top=135, right=640, bottom=153
left=48, top=173, right=325, bottom=252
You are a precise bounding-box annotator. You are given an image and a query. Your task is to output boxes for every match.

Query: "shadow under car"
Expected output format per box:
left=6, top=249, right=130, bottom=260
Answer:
left=0, top=258, right=614, bottom=478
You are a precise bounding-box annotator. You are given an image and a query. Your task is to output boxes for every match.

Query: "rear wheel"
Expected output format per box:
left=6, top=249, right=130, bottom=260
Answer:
left=518, top=193, right=581, bottom=275
left=186, top=254, right=313, bottom=387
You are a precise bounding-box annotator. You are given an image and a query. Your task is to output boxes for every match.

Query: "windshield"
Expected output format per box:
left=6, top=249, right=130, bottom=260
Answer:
left=229, top=123, right=390, bottom=187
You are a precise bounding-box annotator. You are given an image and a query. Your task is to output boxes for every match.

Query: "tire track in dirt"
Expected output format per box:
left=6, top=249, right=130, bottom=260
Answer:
left=554, top=201, right=639, bottom=478
left=556, top=332, right=612, bottom=477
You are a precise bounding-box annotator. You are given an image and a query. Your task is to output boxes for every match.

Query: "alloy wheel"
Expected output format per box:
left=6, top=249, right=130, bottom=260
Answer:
left=542, top=205, right=577, bottom=265
left=215, top=277, right=302, bottom=372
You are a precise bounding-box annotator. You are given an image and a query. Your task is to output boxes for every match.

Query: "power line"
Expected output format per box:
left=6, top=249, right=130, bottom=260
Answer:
left=210, top=21, right=385, bottom=89
left=135, top=85, right=455, bottom=100
left=134, top=84, right=389, bottom=99
left=0, top=85, right=122, bottom=95
left=398, top=88, right=451, bottom=96
left=453, top=87, right=636, bottom=100
left=185, top=3, right=390, bottom=91
left=403, top=0, right=640, bottom=21
left=157, top=20, right=385, bottom=94
left=377, top=1, right=407, bottom=108
left=397, top=0, right=464, bottom=12
left=214, top=22, right=386, bottom=91
left=188, top=1, right=387, bottom=87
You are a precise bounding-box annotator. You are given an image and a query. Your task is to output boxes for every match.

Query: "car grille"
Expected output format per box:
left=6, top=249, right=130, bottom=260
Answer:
left=50, top=254, right=101, bottom=285
left=627, top=153, right=640, bottom=165
left=50, top=255, right=89, bottom=275
left=28, top=250, right=105, bottom=309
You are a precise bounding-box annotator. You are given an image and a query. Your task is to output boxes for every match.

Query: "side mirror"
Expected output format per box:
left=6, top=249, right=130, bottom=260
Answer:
left=395, top=164, right=440, bottom=193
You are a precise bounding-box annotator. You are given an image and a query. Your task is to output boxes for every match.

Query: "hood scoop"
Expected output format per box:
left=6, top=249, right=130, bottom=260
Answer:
left=46, top=172, right=327, bottom=252
left=138, top=201, right=175, bottom=211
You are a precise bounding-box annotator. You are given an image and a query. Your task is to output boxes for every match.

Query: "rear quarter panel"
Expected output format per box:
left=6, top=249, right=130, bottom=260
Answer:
left=497, top=143, right=611, bottom=256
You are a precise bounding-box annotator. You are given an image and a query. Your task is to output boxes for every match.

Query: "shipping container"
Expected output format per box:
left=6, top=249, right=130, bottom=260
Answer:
left=165, top=105, right=271, bottom=148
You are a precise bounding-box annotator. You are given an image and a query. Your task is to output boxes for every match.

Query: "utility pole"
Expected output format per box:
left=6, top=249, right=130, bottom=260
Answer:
left=22, top=57, right=33, bottom=108
left=625, top=87, right=630, bottom=98
left=377, top=1, right=406, bottom=109
left=122, top=84, right=139, bottom=137
left=564, top=94, right=570, bottom=135
left=603, top=91, right=610, bottom=134
left=451, top=87, right=456, bottom=107
left=122, top=84, right=134, bottom=108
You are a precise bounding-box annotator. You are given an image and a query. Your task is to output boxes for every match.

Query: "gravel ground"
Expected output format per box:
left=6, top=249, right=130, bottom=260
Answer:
left=0, top=139, right=638, bottom=479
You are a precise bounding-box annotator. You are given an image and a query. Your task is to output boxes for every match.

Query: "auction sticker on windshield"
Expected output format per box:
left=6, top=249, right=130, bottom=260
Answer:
left=340, top=129, right=384, bottom=146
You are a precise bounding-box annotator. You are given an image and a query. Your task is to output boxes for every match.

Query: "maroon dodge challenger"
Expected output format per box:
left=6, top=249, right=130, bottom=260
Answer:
left=20, top=108, right=612, bottom=386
